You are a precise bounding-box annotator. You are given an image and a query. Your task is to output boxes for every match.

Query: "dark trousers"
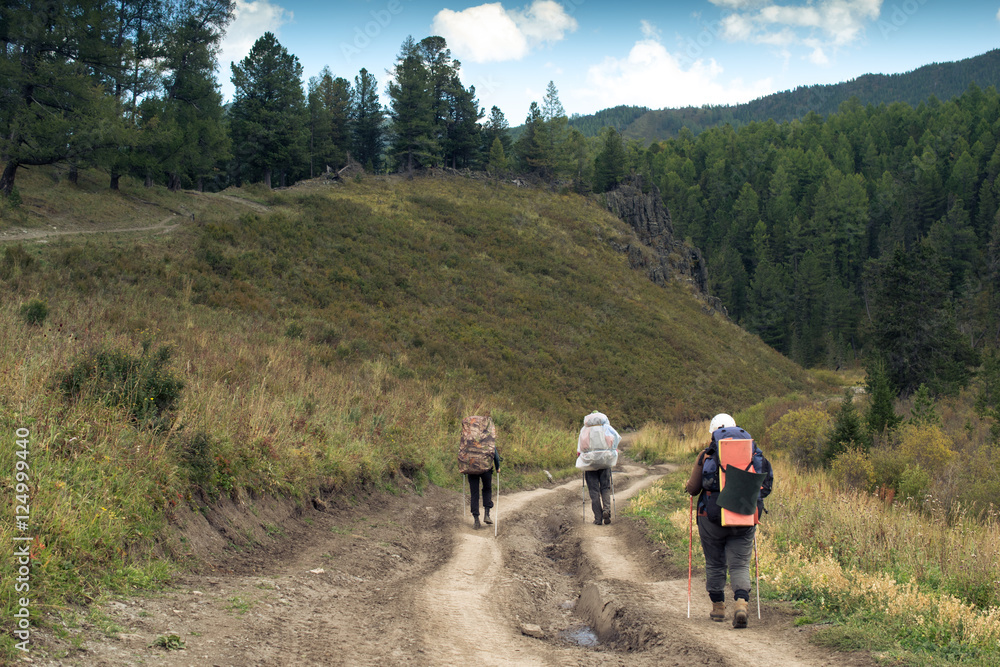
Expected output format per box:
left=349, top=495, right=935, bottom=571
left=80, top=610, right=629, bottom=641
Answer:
left=697, top=514, right=755, bottom=601
left=585, top=468, right=612, bottom=520
left=468, top=471, right=494, bottom=517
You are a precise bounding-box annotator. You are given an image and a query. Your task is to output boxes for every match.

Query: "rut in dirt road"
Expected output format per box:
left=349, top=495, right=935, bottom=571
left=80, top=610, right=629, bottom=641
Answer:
left=417, top=461, right=877, bottom=667
left=30, top=460, right=876, bottom=666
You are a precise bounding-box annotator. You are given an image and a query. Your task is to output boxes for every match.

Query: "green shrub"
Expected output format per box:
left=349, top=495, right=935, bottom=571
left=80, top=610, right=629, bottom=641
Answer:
left=829, top=447, right=876, bottom=493
left=56, top=343, right=184, bottom=430
left=898, top=465, right=932, bottom=504
left=19, top=298, right=48, bottom=326
left=0, top=243, right=34, bottom=280
left=896, top=423, right=954, bottom=476
left=765, top=407, right=833, bottom=468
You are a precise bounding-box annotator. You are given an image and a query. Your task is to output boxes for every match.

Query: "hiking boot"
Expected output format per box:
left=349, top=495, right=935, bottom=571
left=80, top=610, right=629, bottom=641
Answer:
left=733, top=600, right=749, bottom=628
left=483, top=511, right=492, bottom=525
left=602, top=510, right=611, bottom=525
left=710, top=601, right=725, bottom=622
left=593, top=517, right=603, bottom=525
left=473, top=516, right=482, bottom=530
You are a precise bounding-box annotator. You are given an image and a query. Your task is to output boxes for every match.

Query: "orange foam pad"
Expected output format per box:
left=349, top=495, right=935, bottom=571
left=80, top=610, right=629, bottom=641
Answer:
left=718, top=439, right=757, bottom=526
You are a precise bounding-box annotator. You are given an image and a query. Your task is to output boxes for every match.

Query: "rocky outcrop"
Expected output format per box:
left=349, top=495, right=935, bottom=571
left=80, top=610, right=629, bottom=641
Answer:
left=604, top=177, right=725, bottom=315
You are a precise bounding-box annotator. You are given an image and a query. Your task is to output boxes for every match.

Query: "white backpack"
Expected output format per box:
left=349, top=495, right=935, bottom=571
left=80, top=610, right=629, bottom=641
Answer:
left=576, top=412, right=620, bottom=471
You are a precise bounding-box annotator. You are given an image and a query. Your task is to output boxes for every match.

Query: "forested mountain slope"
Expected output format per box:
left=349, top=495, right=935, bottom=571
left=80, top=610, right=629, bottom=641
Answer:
left=567, top=49, right=1000, bottom=142
left=642, top=84, right=999, bottom=394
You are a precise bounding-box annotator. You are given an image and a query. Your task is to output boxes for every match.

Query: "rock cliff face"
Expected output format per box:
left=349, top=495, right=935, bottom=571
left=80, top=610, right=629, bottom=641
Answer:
left=604, top=178, right=725, bottom=314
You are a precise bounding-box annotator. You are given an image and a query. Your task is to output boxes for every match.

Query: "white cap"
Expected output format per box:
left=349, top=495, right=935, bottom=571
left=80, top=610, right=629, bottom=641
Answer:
left=709, top=413, right=736, bottom=433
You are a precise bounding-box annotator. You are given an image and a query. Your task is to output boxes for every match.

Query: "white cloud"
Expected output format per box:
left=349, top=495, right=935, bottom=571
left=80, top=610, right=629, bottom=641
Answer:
left=217, top=0, right=293, bottom=90
left=996, top=7, right=1000, bottom=21
left=709, top=0, right=769, bottom=8
left=432, top=4, right=529, bottom=62
left=717, top=0, right=883, bottom=59
left=640, top=19, right=660, bottom=39
left=575, top=29, right=773, bottom=111
left=431, top=0, right=577, bottom=64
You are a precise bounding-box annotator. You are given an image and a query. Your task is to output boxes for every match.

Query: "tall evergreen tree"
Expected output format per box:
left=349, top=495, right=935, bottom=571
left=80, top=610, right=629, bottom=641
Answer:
left=351, top=67, right=383, bottom=171
left=482, top=106, right=511, bottom=160
left=593, top=127, right=627, bottom=193
left=386, top=36, right=435, bottom=173
left=307, top=72, right=335, bottom=178
left=745, top=256, right=790, bottom=351
left=863, top=244, right=979, bottom=395
left=154, top=0, right=233, bottom=191
left=487, top=137, right=507, bottom=176
left=864, top=356, right=901, bottom=440
left=514, top=102, right=543, bottom=173
left=527, top=81, right=569, bottom=178
left=307, top=67, right=352, bottom=176
left=0, top=0, right=121, bottom=196
left=229, top=32, right=307, bottom=187
left=443, top=80, right=482, bottom=168
left=94, top=0, right=170, bottom=190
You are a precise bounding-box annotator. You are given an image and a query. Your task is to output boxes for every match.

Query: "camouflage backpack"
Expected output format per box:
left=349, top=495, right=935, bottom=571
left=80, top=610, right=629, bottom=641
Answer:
left=458, top=416, right=496, bottom=475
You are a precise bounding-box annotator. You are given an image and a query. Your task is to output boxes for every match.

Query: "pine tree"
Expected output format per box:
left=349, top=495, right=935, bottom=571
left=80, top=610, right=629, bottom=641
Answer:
left=827, top=389, right=866, bottom=462
left=910, top=383, right=940, bottom=426
left=864, top=356, right=901, bottom=440
left=487, top=137, right=507, bottom=176
left=307, top=67, right=351, bottom=176
left=351, top=68, right=383, bottom=172
left=443, top=80, right=482, bottom=168
left=155, top=0, right=233, bottom=191
left=482, top=106, right=511, bottom=161
left=593, top=127, right=626, bottom=193
left=229, top=32, right=307, bottom=187
left=0, top=0, right=121, bottom=196
left=863, top=244, right=979, bottom=395
left=514, top=102, right=544, bottom=173
left=745, top=256, right=790, bottom=352
left=387, top=36, right=436, bottom=173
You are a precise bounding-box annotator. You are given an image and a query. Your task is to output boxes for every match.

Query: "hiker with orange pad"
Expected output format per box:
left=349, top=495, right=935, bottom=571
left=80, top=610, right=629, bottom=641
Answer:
left=685, top=413, right=773, bottom=628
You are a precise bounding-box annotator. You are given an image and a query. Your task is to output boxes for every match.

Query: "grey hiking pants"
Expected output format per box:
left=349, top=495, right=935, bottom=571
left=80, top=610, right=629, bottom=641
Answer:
left=585, top=468, right=612, bottom=521
left=697, top=515, right=755, bottom=601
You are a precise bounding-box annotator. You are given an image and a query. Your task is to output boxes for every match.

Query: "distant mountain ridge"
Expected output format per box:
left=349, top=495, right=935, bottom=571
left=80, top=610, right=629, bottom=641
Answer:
left=568, top=49, right=1000, bottom=143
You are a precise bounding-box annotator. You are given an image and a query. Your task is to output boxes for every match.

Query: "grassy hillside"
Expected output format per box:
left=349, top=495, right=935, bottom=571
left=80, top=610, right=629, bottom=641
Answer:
left=0, top=167, right=826, bottom=657
left=2, top=168, right=819, bottom=427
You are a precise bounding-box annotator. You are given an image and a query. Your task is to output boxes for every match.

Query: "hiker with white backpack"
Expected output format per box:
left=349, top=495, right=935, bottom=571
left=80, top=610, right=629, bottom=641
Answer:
left=576, top=411, right=620, bottom=525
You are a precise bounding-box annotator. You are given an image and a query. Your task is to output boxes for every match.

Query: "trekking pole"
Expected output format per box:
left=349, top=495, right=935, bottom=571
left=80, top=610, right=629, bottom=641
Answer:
left=688, top=495, right=693, bottom=619
left=581, top=473, right=586, bottom=523
left=610, top=468, right=616, bottom=521
left=493, top=470, right=500, bottom=537
left=754, top=533, right=761, bottom=619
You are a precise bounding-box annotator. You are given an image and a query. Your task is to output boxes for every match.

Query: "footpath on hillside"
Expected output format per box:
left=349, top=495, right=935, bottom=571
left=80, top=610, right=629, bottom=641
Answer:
left=27, top=455, right=877, bottom=666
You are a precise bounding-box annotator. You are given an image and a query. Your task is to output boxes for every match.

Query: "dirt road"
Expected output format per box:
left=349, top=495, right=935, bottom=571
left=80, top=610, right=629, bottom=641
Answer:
left=29, top=459, right=876, bottom=666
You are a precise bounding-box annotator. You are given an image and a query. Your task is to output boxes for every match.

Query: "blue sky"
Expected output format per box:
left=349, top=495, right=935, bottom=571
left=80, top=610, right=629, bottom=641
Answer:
left=215, top=0, right=1000, bottom=121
